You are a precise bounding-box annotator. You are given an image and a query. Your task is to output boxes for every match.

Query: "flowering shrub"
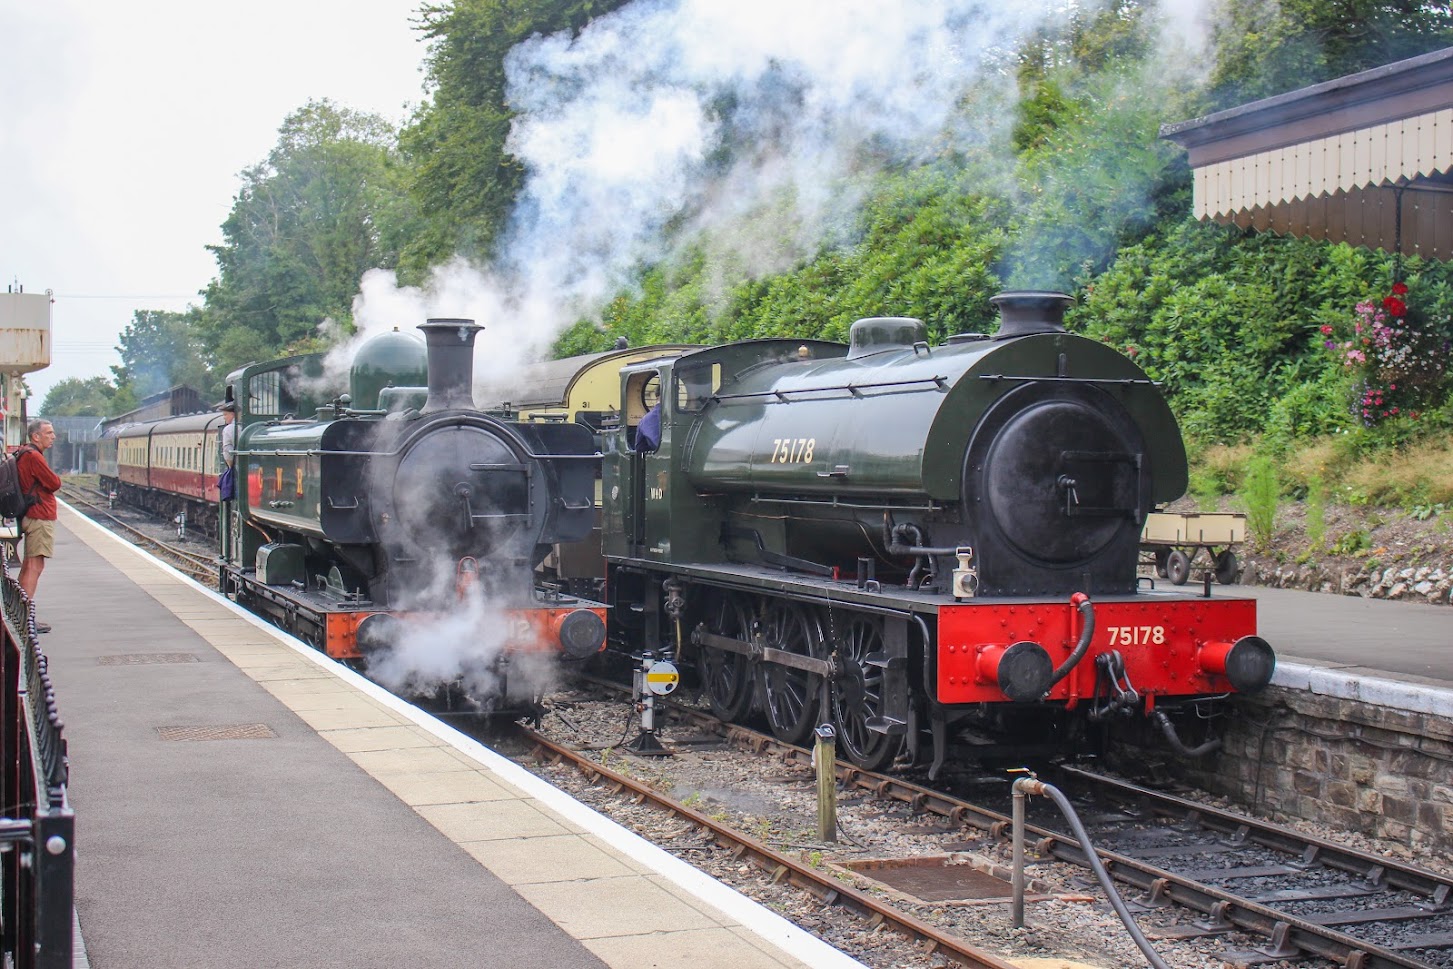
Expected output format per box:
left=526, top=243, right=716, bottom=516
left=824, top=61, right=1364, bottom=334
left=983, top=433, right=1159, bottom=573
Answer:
left=1324, top=282, right=1450, bottom=426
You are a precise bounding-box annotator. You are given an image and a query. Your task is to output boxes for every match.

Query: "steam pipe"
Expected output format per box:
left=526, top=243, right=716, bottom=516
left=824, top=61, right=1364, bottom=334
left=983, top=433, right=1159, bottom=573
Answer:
left=882, top=511, right=958, bottom=556
left=899, top=523, right=927, bottom=589
left=1011, top=777, right=1172, bottom=969
left=1151, top=709, right=1222, bottom=757
left=1045, top=593, right=1095, bottom=691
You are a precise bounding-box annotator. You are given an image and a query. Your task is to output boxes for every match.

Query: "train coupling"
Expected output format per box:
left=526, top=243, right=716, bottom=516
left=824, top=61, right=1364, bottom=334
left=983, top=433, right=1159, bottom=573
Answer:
left=1087, top=650, right=1141, bottom=721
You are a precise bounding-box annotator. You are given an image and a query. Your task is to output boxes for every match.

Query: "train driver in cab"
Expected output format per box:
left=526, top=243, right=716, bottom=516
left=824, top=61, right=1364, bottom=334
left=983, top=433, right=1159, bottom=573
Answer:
left=630, top=371, right=662, bottom=454
left=635, top=402, right=661, bottom=453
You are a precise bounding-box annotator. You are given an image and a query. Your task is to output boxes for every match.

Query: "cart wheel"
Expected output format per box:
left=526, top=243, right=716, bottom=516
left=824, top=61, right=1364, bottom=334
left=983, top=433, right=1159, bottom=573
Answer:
left=1167, top=549, right=1191, bottom=585
left=1214, top=550, right=1238, bottom=585
left=1153, top=548, right=1169, bottom=578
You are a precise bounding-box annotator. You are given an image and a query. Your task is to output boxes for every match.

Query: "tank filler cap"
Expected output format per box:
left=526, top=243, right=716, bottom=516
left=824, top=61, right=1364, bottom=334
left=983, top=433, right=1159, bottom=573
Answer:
left=846, top=317, right=927, bottom=359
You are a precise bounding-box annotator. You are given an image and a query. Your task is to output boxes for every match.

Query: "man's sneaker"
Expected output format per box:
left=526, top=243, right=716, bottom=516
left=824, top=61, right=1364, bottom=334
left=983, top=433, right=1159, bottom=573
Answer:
left=34, top=622, right=51, bottom=634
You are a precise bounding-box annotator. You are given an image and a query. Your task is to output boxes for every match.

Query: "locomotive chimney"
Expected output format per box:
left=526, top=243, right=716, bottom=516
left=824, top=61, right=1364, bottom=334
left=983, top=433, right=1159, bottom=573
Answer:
left=418, top=318, right=482, bottom=413
left=990, top=291, right=1073, bottom=340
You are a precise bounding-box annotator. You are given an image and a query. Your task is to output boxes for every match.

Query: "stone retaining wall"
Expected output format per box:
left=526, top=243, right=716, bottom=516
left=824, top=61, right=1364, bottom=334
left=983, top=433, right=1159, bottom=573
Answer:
left=1246, top=562, right=1453, bottom=605
left=1163, top=683, right=1453, bottom=853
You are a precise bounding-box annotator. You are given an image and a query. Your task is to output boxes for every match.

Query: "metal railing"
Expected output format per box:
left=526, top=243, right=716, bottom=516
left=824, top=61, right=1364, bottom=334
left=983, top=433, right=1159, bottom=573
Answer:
left=0, top=549, right=74, bottom=969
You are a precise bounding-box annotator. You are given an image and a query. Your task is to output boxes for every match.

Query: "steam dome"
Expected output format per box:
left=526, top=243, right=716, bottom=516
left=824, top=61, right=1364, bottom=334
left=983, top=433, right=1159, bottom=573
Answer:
left=350, top=329, right=428, bottom=410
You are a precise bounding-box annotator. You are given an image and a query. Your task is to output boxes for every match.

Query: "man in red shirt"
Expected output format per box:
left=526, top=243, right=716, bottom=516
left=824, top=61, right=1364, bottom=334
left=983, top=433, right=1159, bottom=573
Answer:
left=17, top=420, right=61, bottom=630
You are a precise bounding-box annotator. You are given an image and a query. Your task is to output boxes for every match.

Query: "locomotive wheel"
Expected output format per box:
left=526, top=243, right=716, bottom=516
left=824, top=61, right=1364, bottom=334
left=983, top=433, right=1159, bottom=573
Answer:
left=1214, top=550, right=1239, bottom=585
left=1166, top=549, right=1191, bottom=585
left=831, top=615, right=901, bottom=772
left=702, top=593, right=755, bottom=722
left=758, top=602, right=826, bottom=746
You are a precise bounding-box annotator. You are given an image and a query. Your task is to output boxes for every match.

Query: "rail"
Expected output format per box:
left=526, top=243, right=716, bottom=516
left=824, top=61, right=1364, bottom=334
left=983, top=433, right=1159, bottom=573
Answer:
left=0, top=546, right=74, bottom=969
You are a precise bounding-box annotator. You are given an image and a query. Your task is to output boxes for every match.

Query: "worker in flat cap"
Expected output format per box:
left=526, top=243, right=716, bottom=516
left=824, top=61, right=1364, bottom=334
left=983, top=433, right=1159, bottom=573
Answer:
left=216, top=398, right=238, bottom=560
left=216, top=399, right=238, bottom=472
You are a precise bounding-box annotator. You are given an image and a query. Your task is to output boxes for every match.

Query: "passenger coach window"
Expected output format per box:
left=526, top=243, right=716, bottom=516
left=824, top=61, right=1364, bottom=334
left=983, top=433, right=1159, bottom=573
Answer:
left=674, top=363, right=721, bottom=413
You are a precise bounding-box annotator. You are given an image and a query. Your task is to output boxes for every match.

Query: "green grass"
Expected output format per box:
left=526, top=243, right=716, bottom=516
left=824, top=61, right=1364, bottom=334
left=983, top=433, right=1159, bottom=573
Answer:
left=1240, top=454, right=1280, bottom=549
left=1190, top=437, right=1453, bottom=513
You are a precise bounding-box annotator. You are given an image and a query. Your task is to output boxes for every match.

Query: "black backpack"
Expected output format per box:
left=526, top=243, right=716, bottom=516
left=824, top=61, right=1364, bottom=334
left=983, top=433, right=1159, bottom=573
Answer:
left=0, top=446, right=40, bottom=521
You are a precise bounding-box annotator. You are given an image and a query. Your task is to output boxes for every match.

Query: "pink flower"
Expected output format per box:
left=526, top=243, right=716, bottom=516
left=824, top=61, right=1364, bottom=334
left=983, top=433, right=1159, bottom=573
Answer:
left=1320, top=324, right=1334, bottom=335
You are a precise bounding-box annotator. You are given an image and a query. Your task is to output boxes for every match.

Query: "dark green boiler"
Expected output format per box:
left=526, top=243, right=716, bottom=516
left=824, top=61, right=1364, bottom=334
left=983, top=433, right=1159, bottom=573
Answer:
left=607, top=292, right=1186, bottom=597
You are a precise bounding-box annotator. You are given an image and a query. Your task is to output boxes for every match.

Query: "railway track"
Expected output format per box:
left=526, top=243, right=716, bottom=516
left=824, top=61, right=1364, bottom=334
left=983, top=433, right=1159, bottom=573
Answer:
left=59, top=485, right=216, bottom=583
left=541, top=676, right=1451, bottom=968
left=519, top=723, right=1025, bottom=969
left=1054, top=766, right=1453, bottom=968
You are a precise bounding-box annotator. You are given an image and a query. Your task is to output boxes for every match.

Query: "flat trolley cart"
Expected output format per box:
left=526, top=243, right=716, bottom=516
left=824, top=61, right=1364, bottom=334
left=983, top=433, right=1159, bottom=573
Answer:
left=1141, top=512, right=1245, bottom=585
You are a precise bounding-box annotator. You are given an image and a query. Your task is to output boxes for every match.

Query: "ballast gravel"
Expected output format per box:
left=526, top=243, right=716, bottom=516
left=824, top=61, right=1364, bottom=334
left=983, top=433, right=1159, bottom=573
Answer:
left=503, top=688, right=1453, bottom=969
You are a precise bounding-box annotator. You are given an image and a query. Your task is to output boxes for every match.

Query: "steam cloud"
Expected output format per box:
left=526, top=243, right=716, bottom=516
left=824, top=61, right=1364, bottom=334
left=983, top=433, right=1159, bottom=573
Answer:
left=363, top=580, right=561, bottom=704
left=348, top=0, right=1215, bottom=377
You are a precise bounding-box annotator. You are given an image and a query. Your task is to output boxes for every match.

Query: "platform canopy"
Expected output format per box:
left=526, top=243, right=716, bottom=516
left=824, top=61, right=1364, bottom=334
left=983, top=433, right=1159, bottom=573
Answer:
left=1160, top=47, right=1453, bottom=262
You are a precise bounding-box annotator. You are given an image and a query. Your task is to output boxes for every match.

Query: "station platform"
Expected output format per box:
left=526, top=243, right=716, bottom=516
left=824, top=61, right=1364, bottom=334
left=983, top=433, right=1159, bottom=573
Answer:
left=39, top=506, right=867, bottom=969
left=1207, top=583, right=1453, bottom=717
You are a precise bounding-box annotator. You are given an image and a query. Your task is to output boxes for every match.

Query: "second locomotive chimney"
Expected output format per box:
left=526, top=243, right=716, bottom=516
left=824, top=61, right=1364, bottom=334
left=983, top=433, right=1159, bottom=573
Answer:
left=418, top=318, right=482, bottom=413
left=990, top=291, right=1073, bottom=340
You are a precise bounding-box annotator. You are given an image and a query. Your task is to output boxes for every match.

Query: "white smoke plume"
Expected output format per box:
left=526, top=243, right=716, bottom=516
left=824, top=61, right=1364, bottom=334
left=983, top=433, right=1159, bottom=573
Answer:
left=361, top=579, right=562, bottom=705
left=346, top=0, right=1224, bottom=380
left=345, top=0, right=1223, bottom=364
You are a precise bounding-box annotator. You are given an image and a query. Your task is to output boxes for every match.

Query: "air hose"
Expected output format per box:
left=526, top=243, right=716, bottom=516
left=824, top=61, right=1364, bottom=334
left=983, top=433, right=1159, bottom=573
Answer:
left=1045, top=593, right=1095, bottom=690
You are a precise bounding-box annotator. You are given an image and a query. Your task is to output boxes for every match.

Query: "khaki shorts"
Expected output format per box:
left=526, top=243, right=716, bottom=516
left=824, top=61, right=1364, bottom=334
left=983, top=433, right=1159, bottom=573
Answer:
left=21, top=518, right=55, bottom=559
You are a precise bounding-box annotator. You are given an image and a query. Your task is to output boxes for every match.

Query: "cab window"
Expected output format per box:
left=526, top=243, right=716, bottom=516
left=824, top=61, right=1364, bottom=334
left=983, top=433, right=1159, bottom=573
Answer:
left=674, top=362, right=721, bottom=413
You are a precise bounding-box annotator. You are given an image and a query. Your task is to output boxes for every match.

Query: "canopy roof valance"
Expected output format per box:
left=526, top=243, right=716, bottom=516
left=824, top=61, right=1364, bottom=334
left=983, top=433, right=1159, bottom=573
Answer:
left=1161, top=47, right=1453, bottom=262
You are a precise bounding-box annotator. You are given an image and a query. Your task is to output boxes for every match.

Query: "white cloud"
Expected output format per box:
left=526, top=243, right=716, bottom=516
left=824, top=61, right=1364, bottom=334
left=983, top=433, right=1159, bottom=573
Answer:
left=0, top=0, right=427, bottom=404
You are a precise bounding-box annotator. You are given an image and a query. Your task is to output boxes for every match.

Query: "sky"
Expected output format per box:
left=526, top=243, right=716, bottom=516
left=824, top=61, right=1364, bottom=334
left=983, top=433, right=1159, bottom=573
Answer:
left=0, top=0, right=431, bottom=406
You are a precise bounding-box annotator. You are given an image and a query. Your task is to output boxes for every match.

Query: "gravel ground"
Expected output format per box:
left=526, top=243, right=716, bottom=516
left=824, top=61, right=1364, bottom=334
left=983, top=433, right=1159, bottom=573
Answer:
left=507, top=687, right=1413, bottom=969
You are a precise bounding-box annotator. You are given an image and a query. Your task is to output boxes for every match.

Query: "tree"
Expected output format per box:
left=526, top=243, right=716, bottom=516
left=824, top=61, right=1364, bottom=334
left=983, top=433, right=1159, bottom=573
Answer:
left=399, top=0, right=633, bottom=273
left=39, top=377, right=119, bottom=417
left=1206, top=0, right=1453, bottom=108
left=200, top=100, right=411, bottom=363
left=112, top=309, right=213, bottom=402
